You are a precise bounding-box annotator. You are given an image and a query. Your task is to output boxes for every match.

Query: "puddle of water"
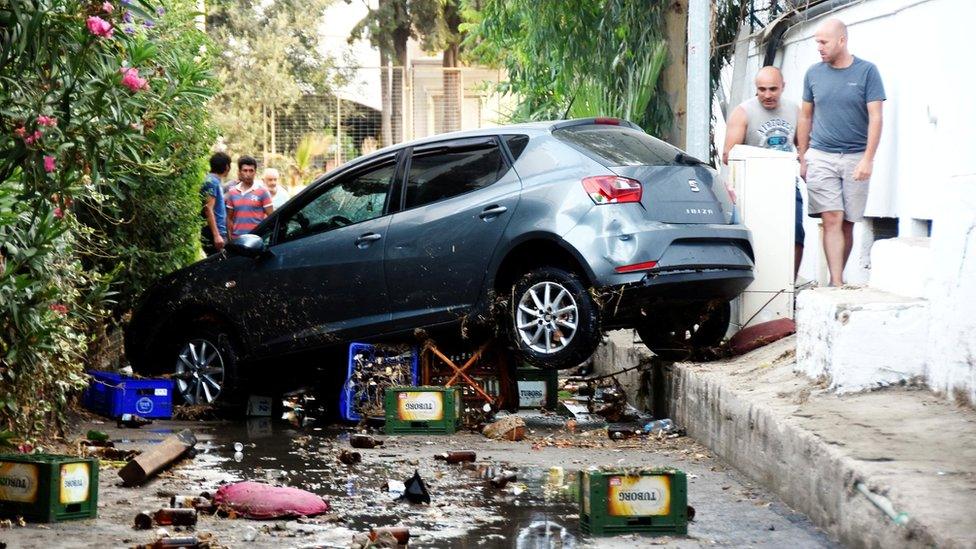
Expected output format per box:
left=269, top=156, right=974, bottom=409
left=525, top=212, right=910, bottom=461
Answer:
left=184, top=420, right=585, bottom=548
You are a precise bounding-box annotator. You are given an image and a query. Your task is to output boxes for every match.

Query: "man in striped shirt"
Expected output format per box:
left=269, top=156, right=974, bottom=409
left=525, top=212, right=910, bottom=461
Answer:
left=226, top=156, right=273, bottom=239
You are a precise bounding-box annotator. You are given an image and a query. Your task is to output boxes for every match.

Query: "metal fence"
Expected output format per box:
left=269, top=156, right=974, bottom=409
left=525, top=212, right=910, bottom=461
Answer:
left=258, top=66, right=513, bottom=189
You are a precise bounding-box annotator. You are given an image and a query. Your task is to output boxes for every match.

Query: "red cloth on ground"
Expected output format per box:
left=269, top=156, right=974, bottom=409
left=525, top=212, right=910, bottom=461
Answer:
left=213, top=481, right=330, bottom=519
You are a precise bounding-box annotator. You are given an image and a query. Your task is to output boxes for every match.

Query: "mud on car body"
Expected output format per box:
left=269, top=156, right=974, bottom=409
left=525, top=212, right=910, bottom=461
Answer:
left=125, top=118, right=754, bottom=405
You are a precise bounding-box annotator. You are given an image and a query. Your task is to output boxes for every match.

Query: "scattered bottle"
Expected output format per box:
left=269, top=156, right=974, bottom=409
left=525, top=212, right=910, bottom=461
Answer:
left=350, top=434, right=383, bottom=449
left=117, top=413, right=153, bottom=428
left=85, top=430, right=111, bottom=446
left=133, top=511, right=153, bottom=530
left=134, top=536, right=202, bottom=549
left=433, top=451, right=476, bottom=464
left=233, top=442, right=244, bottom=452
left=153, top=507, right=198, bottom=527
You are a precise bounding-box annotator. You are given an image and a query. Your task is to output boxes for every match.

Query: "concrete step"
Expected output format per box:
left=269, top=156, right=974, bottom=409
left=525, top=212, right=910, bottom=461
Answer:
left=869, top=237, right=932, bottom=298
left=796, top=287, right=928, bottom=393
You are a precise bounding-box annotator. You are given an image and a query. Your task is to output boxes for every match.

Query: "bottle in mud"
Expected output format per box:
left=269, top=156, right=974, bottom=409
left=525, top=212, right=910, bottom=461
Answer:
left=134, top=511, right=153, bottom=530
left=433, top=451, right=476, bottom=464
left=338, top=449, right=362, bottom=465
left=350, top=434, right=383, bottom=449
left=153, top=507, right=198, bottom=526
left=117, top=413, right=153, bottom=428
left=643, top=418, right=675, bottom=434
left=135, top=537, right=202, bottom=548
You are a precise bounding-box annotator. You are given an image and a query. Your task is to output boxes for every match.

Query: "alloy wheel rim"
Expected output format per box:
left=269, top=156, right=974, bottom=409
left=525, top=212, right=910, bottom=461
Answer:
left=515, top=281, right=579, bottom=354
left=175, top=338, right=225, bottom=405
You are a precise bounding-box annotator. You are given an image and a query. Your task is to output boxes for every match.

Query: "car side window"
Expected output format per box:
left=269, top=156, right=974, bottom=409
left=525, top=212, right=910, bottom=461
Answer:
left=404, top=141, right=507, bottom=209
left=280, top=161, right=395, bottom=243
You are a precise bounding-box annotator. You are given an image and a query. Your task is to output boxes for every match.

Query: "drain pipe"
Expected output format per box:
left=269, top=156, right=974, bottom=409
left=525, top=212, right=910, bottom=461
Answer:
left=762, top=0, right=864, bottom=66
left=854, top=482, right=910, bottom=525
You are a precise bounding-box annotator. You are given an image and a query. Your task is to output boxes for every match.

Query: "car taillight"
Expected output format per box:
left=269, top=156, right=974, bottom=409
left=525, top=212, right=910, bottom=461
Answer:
left=593, top=117, right=621, bottom=125
left=581, top=176, right=643, bottom=205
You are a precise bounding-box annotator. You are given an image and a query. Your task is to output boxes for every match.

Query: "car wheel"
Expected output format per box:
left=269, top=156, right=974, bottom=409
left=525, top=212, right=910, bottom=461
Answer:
left=169, top=323, right=242, bottom=407
left=509, top=267, right=601, bottom=370
left=636, top=300, right=731, bottom=360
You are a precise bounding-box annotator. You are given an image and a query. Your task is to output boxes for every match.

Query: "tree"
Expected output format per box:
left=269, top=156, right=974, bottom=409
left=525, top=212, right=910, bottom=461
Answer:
left=461, top=0, right=672, bottom=137
left=207, top=0, right=343, bottom=158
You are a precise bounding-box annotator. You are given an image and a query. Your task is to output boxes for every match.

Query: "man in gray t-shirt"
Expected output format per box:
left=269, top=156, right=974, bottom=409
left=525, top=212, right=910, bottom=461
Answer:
left=797, top=17, right=885, bottom=286
left=723, top=66, right=804, bottom=278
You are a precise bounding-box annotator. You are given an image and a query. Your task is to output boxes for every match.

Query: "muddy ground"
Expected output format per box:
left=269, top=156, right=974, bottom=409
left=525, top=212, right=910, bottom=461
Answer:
left=0, top=416, right=837, bottom=548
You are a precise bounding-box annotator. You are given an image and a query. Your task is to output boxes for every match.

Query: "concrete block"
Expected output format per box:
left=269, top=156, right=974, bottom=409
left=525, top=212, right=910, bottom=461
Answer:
left=590, top=330, right=652, bottom=409
left=868, top=237, right=932, bottom=299
left=796, top=288, right=928, bottom=393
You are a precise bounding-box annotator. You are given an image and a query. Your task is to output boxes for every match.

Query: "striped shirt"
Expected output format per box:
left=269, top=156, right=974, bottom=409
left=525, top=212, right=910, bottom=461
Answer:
left=226, top=184, right=272, bottom=238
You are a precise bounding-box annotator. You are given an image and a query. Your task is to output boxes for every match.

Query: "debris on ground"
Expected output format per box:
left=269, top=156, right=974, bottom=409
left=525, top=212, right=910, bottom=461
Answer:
left=212, top=481, right=330, bottom=519
left=370, top=526, right=410, bottom=545
left=338, top=449, right=362, bottom=465
left=398, top=470, right=431, bottom=504
left=131, top=532, right=214, bottom=548
left=489, top=471, right=518, bottom=489
left=482, top=416, right=525, bottom=441
left=133, top=508, right=198, bottom=529
left=345, top=344, right=416, bottom=420
left=119, top=429, right=197, bottom=486
left=117, top=413, right=153, bottom=428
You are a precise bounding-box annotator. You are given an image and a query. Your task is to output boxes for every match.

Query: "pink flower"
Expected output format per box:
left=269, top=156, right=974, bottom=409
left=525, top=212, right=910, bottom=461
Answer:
left=24, top=130, right=42, bottom=145
left=102, top=2, right=114, bottom=13
left=43, top=155, right=56, bottom=173
left=119, top=67, right=149, bottom=92
left=37, top=115, right=57, bottom=127
left=86, top=15, right=114, bottom=38
left=13, top=126, right=26, bottom=138
left=54, top=207, right=64, bottom=219
left=49, top=303, right=69, bottom=315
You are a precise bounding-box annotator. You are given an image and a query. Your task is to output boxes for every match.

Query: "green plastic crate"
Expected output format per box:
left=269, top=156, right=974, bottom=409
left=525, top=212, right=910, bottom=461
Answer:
left=517, top=364, right=559, bottom=409
left=580, top=468, right=687, bottom=536
left=0, top=454, right=99, bottom=522
left=384, top=386, right=460, bottom=434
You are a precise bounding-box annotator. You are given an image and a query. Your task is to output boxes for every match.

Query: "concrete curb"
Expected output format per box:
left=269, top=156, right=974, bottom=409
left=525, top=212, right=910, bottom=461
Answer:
left=667, top=340, right=947, bottom=549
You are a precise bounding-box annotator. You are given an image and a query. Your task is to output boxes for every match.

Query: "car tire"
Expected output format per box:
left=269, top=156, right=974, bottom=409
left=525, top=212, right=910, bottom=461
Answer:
left=636, top=300, right=731, bottom=360
left=165, top=321, right=244, bottom=409
left=509, top=267, right=601, bottom=370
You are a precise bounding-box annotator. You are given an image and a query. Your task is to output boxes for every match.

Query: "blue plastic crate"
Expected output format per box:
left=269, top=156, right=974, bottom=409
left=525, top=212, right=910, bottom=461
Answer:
left=82, top=371, right=174, bottom=419
left=339, top=343, right=418, bottom=422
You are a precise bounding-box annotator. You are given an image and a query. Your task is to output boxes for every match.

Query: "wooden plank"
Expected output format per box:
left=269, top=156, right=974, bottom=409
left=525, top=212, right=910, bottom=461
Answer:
left=118, top=429, right=197, bottom=486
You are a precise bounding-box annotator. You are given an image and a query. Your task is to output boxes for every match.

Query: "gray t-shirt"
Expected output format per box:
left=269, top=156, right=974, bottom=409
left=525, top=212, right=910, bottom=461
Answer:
left=802, top=56, right=886, bottom=153
left=741, top=96, right=797, bottom=152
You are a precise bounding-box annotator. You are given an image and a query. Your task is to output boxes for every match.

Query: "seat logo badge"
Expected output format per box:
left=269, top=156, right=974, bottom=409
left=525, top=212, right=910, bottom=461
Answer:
left=688, top=179, right=700, bottom=192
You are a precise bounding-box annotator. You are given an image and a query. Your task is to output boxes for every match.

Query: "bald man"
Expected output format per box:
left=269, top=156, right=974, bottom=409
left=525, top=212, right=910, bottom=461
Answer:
left=797, top=18, right=885, bottom=286
left=724, top=66, right=804, bottom=277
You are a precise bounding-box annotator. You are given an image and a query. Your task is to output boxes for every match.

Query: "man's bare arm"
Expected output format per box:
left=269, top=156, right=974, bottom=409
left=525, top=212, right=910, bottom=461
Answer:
left=204, top=195, right=225, bottom=250
left=722, top=106, right=748, bottom=165
left=853, top=101, right=883, bottom=181
left=797, top=101, right=814, bottom=178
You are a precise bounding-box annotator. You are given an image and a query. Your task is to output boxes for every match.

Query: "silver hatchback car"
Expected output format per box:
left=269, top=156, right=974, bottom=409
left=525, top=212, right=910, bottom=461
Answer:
left=125, top=118, right=753, bottom=405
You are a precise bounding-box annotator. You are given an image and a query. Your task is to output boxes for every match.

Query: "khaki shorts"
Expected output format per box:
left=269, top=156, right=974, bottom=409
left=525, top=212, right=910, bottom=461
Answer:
left=804, top=148, right=870, bottom=222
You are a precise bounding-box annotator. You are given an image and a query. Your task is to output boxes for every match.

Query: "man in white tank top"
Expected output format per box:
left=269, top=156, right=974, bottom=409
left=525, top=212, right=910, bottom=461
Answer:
left=723, top=66, right=804, bottom=278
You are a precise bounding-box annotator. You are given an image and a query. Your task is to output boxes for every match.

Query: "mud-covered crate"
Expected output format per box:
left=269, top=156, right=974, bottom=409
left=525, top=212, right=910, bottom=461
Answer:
left=340, top=343, right=418, bottom=422
left=0, top=454, right=98, bottom=522
left=384, top=386, right=460, bottom=435
left=82, top=370, right=173, bottom=419
left=516, top=364, right=558, bottom=409
left=579, top=468, right=688, bottom=536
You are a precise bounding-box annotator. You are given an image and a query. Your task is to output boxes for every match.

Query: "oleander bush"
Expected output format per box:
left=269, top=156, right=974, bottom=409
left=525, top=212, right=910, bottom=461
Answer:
left=0, top=0, right=218, bottom=438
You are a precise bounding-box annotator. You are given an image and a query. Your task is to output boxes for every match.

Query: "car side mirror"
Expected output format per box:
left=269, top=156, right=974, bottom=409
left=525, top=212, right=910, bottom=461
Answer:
left=226, top=234, right=267, bottom=258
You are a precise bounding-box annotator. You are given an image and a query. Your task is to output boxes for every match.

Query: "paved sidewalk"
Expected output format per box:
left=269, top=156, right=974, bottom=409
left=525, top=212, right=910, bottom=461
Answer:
left=669, top=336, right=976, bottom=548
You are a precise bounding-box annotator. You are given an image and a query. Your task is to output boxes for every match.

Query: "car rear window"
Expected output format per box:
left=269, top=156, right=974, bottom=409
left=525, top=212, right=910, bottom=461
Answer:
left=552, top=125, right=680, bottom=166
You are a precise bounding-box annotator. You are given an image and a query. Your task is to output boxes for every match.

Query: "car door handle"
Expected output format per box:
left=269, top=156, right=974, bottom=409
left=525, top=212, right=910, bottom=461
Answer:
left=479, top=205, right=508, bottom=220
left=354, top=232, right=382, bottom=247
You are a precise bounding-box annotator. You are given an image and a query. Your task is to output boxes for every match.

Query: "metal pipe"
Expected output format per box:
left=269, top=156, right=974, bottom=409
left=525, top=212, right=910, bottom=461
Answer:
left=686, top=0, right=711, bottom=160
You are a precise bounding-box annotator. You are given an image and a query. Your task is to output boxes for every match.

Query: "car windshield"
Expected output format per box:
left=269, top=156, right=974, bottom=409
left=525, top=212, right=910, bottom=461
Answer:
left=553, top=125, right=680, bottom=167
